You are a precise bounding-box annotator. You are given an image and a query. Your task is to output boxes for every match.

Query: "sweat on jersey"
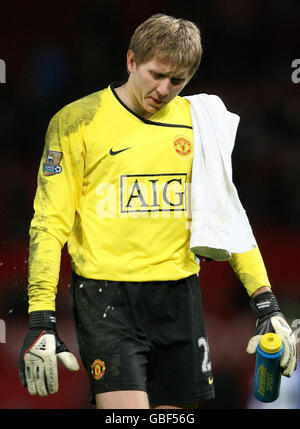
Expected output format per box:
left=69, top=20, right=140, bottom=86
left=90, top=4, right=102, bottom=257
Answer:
left=28, top=83, right=270, bottom=312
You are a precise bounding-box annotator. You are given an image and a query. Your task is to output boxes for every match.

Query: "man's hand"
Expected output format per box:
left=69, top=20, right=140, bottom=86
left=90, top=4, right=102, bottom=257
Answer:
left=247, top=291, right=297, bottom=377
left=19, top=311, right=80, bottom=396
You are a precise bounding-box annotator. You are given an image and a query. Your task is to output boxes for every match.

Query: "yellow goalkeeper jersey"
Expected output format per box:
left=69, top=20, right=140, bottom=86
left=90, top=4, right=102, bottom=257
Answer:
left=28, top=83, right=270, bottom=312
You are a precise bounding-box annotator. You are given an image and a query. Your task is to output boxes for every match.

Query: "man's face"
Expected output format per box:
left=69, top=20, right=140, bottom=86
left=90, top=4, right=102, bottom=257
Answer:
left=127, top=51, right=191, bottom=119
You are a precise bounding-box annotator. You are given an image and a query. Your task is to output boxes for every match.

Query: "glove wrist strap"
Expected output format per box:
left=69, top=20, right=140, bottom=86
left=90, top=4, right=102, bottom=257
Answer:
left=250, top=291, right=280, bottom=318
left=28, top=310, right=56, bottom=330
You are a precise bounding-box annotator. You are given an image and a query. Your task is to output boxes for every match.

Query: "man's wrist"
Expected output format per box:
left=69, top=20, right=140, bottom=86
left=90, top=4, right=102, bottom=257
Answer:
left=251, top=286, right=272, bottom=299
left=28, top=310, right=56, bottom=330
left=250, top=291, right=281, bottom=319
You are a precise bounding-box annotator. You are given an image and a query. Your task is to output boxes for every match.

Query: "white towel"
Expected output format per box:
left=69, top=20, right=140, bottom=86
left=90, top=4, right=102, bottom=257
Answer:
left=185, top=93, right=257, bottom=261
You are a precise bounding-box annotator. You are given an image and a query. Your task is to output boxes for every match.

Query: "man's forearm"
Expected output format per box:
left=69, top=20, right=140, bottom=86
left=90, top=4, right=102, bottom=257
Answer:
left=230, top=247, right=271, bottom=296
left=251, top=286, right=272, bottom=298
left=28, top=227, right=62, bottom=313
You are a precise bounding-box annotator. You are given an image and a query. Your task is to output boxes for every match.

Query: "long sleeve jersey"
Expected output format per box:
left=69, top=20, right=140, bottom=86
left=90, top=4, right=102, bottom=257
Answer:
left=28, top=83, right=270, bottom=312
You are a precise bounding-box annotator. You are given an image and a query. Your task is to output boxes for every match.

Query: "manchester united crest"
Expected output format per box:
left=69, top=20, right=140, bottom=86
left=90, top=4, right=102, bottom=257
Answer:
left=91, top=359, right=106, bottom=380
left=173, top=137, right=192, bottom=157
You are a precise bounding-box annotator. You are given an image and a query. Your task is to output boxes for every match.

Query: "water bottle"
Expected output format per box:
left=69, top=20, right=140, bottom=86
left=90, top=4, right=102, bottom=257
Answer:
left=254, top=332, right=284, bottom=403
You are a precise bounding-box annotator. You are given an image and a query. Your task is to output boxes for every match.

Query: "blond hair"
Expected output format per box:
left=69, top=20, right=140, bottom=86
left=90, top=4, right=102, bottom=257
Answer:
left=129, top=14, right=202, bottom=78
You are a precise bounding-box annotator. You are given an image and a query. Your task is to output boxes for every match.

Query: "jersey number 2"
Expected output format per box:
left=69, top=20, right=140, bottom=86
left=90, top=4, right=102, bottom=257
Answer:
left=198, top=337, right=212, bottom=372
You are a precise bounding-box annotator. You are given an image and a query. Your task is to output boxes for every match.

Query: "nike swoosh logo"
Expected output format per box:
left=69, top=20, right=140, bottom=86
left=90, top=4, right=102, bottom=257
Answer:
left=109, top=147, right=131, bottom=156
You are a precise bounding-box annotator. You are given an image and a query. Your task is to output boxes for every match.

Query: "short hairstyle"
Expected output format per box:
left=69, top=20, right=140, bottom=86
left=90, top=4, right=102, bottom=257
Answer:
left=129, top=14, right=202, bottom=79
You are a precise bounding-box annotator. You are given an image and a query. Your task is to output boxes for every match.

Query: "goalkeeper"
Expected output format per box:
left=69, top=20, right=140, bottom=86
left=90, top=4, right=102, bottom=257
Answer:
left=19, top=14, right=296, bottom=409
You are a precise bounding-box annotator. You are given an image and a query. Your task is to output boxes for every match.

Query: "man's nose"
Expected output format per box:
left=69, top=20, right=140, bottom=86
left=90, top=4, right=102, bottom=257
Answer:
left=157, top=78, right=170, bottom=98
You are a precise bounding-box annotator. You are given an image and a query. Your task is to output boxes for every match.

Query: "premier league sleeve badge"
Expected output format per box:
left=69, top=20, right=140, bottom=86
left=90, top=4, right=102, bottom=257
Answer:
left=43, top=150, right=63, bottom=176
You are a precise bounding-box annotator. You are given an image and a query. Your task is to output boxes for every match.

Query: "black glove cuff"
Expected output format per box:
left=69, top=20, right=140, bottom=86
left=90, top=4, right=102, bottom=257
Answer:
left=28, top=310, right=56, bottom=330
left=250, top=291, right=280, bottom=318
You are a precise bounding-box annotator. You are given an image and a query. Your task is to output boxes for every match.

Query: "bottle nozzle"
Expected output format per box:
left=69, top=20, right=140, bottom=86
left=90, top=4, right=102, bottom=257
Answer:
left=260, top=333, right=282, bottom=353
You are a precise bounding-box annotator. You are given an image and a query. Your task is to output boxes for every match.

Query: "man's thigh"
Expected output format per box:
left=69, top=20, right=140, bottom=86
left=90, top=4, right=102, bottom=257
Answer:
left=95, top=391, right=197, bottom=409
left=146, top=275, right=215, bottom=406
left=70, top=274, right=151, bottom=402
left=96, top=390, right=150, bottom=409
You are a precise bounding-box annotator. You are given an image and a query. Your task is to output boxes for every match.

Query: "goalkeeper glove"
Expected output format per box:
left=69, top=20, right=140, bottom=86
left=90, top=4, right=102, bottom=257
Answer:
left=246, top=291, right=297, bottom=377
left=19, top=311, right=80, bottom=396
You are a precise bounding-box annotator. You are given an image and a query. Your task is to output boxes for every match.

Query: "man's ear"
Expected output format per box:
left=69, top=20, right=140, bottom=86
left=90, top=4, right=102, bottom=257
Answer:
left=127, top=50, right=137, bottom=73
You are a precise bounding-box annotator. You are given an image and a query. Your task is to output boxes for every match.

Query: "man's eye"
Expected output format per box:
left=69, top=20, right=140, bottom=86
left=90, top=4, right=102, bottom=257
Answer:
left=171, top=78, right=183, bottom=85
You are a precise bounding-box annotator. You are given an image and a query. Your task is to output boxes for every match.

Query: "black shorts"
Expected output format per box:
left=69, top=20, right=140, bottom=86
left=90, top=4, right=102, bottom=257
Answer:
left=70, top=272, right=215, bottom=406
